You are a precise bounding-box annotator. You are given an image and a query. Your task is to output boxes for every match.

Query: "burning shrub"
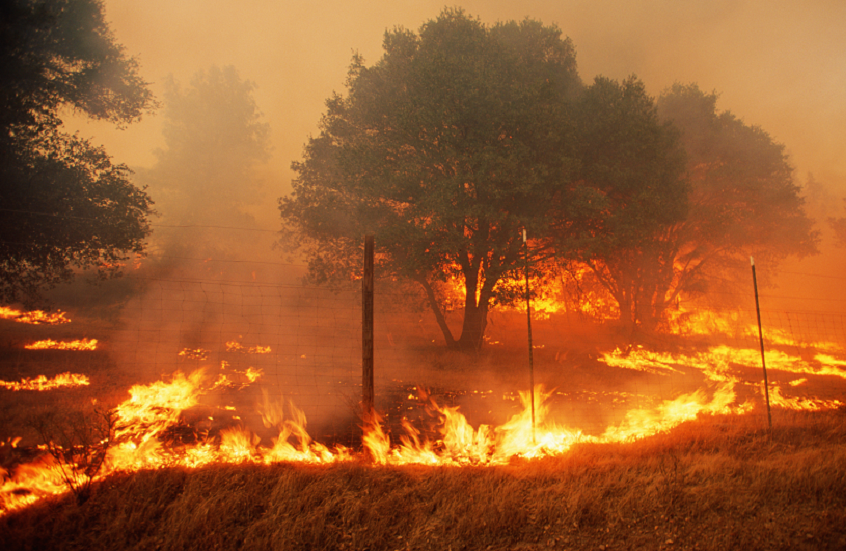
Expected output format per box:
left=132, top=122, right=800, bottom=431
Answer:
left=29, top=407, right=116, bottom=504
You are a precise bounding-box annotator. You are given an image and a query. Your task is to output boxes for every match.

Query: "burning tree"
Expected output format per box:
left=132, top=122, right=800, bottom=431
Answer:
left=551, top=82, right=819, bottom=330
left=0, top=0, right=156, bottom=307
left=549, top=76, right=689, bottom=330
left=280, top=8, right=582, bottom=350
left=648, top=84, right=818, bottom=319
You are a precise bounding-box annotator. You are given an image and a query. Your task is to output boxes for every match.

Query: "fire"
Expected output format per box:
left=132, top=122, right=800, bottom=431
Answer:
left=225, top=341, right=272, bottom=354
left=1, top=372, right=90, bottom=391
left=178, top=348, right=209, bottom=360
left=767, top=383, right=845, bottom=411
left=361, top=383, right=750, bottom=466
left=210, top=363, right=264, bottom=390
left=24, top=339, right=98, bottom=351
left=0, top=306, right=70, bottom=325
left=601, top=345, right=846, bottom=383
left=3, top=334, right=844, bottom=513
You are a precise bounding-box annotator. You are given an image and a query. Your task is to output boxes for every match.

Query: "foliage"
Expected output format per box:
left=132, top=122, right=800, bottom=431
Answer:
left=30, top=406, right=116, bottom=504
left=556, top=82, right=820, bottom=330
left=0, top=0, right=156, bottom=306
left=551, top=76, right=688, bottom=329
left=280, top=8, right=581, bottom=350
left=651, top=83, right=818, bottom=314
left=142, top=65, right=270, bottom=228
left=830, top=199, right=846, bottom=248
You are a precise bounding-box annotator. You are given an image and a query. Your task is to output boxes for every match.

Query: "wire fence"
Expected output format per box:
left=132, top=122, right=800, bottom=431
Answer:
left=3, top=253, right=846, bottom=446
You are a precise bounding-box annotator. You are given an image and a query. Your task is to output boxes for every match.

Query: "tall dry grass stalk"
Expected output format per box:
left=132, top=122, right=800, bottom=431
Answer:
left=3, top=409, right=846, bottom=550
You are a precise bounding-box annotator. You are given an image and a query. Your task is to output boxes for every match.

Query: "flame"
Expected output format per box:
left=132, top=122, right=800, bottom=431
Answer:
left=668, top=308, right=844, bottom=353
left=0, top=306, right=70, bottom=325
left=0, top=372, right=90, bottom=391
left=766, top=383, right=845, bottom=411
left=209, top=364, right=263, bottom=390
left=243, top=366, right=263, bottom=383
left=178, top=348, right=209, bottom=361
left=24, top=339, right=98, bottom=351
left=3, top=335, right=844, bottom=513
left=225, top=341, right=272, bottom=354
left=601, top=345, right=846, bottom=383
left=360, top=384, right=749, bottom=466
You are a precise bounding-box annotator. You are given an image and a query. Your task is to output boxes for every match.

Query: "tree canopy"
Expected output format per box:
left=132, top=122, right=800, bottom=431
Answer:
left=0, top=0, right=156, bottom=306
left=281, top=10, right=820, bottom=346
left=550, top=76, right=689, bottom=328
left=140, top=65, right=270, bottom=237
left=651, top=83, right=818, bottom=315
left=280, top=9, right=582, bottom=350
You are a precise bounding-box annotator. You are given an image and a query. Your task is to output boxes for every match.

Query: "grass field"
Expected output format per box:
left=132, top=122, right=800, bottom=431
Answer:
left=2, top=410, right=846, bottom=551
left=2, top=310, right=846, bottom=550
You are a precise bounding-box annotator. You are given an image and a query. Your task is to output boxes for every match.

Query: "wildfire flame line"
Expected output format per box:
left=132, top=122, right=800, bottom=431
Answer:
left=0, top=306, right=70, bottom=325
left=0, top=372, right=90, bottom=391
left=4, top=340, right=845, bottom=514
left=24, top=339, right=98, bottom=351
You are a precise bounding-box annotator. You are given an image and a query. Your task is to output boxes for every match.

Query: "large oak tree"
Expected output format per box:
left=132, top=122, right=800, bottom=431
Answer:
left=0, top=0, right=156, bottom=306
left=280, top=9, right=582, bottom=350
left=550, top=76, right=689, bottom=329
left=650, top=83, right=818, bottom=317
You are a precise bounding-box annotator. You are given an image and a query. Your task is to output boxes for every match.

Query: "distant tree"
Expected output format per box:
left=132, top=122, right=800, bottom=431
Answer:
left=279, top=9, right=581, bottom=350
left=550, top=76, right=689, bottom=329
left=648, top=83, right=818, bottom=318
left=830, top=200, right=846, bottom=248
left=0, top=0, right=156, bottom=306
left=143, top=65, right=270, bottom=229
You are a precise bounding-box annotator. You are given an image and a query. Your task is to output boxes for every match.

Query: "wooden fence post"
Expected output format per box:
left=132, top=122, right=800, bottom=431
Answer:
left=362, top=235, right=375, bottom=423
left=751, top=257, right=773, bottom=434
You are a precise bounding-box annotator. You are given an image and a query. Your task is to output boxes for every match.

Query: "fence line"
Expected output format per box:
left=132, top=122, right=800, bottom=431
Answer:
left=3, top=265, right=846, bottom=445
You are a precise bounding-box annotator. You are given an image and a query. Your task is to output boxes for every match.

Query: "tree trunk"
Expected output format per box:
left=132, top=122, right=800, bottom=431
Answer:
left=418, top=278, right=457, bottom=348
left=456, top=301, right=488, bottom=351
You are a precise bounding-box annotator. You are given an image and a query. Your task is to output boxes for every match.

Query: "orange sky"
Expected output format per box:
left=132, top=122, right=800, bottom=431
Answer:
left=70, top=0, right=846, bottom=232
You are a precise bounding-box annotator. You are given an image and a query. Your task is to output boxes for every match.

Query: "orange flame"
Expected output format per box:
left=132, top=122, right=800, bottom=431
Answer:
left=0, top=307, right=70, bottom=325
left=3, top=337, right=844, bottom=513
left=766, top=383, right=845, bottom=411
left=24, top=339, right=98, bottom=351
left=178, top=348, right=209, bottom=361
left=225, top=341, right=272, bottom=354
left=0, top=372, right=90, bottom=391
left=360, top=384, right=748, bottom=466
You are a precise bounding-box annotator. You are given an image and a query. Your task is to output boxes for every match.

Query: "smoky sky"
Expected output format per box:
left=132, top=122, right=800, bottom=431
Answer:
left=69, top=0, right=846, bottom=230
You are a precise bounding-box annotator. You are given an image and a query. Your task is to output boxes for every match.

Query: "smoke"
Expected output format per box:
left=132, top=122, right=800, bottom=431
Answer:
left=44, top=1, right=846, bottom=436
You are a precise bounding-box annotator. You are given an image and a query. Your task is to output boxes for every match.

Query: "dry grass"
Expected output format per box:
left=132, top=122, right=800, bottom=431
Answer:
left=3, top=409, right=846, bottom=551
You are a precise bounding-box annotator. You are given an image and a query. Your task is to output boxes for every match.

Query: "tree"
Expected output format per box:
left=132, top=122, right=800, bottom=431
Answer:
left=0, top=0, right=156, bottom=306
left=830, top=200, right=846, bottom=248
left=142, top=65, right=270, bottom=229
left=280, top=9, right=581, bottom=350
left=653, top=84, right=818, bottom=314
left=550, top=76, right=689, bottom=329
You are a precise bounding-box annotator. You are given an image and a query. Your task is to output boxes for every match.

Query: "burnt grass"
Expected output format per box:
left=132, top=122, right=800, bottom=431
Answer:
left=2, top=409, right=846, bottom=551
left=3, top=314, right=846, bottom=550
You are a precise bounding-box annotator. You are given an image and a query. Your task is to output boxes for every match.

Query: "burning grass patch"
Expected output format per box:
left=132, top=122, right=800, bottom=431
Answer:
left=3, top=410, right=846, bottom=551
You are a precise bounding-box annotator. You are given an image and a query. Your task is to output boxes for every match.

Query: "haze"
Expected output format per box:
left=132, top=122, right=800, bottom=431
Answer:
left=62, top=0, right=846, bottom=313
left=68, top=0, right=843, bottom=201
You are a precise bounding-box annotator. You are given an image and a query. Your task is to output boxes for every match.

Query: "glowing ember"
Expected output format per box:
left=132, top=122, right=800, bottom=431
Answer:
left=24, top=339, right=98, bottom=351
left=0, top=307, right=70, bottom=325
left=178, top=348, right=209, bottom=360
left=225, top=341, right=271, bottom=354
left=0, top=372, right=90, bottom=391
